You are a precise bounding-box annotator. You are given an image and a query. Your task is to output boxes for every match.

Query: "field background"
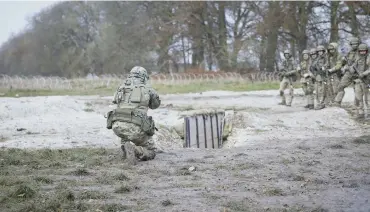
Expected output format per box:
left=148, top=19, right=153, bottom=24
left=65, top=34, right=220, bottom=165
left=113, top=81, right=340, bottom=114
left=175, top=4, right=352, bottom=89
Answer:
left=0, top=72, right=286, bottom=97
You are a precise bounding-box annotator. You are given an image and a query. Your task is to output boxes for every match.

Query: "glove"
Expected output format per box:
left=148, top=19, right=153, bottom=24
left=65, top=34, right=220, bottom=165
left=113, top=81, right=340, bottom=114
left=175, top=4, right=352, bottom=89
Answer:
left=321, top=66, right=325, bottom=71
left=327, top=68, right=333, bottom=73
left=303, top=73, right=309, bottom=78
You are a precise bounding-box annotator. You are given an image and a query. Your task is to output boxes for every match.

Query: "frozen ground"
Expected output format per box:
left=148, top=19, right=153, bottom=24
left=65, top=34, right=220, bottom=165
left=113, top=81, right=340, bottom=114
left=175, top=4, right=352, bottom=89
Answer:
left=1, top=87, right=370, bottom=212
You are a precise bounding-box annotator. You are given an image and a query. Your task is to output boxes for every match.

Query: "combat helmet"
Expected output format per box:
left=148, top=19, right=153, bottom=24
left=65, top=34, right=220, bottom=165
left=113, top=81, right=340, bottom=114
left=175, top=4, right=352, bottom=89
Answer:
left=302, top=49, right=309, bottom=55
left=302, top=49, right=309, bottom=60
left=309, top=48, right=317, bottom=59
left=327, top=42, right=338, bottom=54
left=349, top=37, right=360, bottom=50
left=358, top=43, right=369, bottom=55
left=129, top=66, right=149, bottom=82
left=317, top=45, right=326, bottom=55
left=283, top=50, right=291, bottom=58
left=349, top=37, right=360, bottom=45
left=309, top=48, right=317, bottom=55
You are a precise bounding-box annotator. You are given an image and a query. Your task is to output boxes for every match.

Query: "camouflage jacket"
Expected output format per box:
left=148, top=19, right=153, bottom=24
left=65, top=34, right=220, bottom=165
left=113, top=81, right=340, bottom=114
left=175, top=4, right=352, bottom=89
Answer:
left=327, top=53, right=344, bottom=77
left=299, top=60, right=310, bottom=76
left=280, top=57, right=297, bottom=80
left=311, top=54, right=327, bottom=78
left=344, top=50, right=359, bottom=67
left=281, top=57, right=296, bottom=74
left=352, top=55, right=370, bottom=81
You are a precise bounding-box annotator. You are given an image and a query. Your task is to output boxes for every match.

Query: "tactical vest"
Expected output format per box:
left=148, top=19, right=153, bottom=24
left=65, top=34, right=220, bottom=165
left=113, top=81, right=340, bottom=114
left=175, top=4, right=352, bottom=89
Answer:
left=346, top=51, right=357, bottom=66
left=328, top=53, right=342, bottom=78
left=309, top=58, right=318, bottom=75
left=282, top=58, right=294, bottom=71
left=107, top=79, right=155, bottom=136
left=317, top=55, right=327, bottom=73
left=354, top=55, right=369, bottom=75
left=300, top=60, right=310, bottom=75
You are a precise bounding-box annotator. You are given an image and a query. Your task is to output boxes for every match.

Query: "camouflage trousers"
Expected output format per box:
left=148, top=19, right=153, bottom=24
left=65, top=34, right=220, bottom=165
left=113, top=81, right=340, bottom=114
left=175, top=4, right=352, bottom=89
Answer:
left=354, top=79, right=369, bottom=117
left=301, top=79, right=315, bottom=106
left=326, top=75, right=341, bottom=104
left=112, top=121, right=156, bottom=161
left=334, top=72, right=353, bottom=105
left=279, top=77, right=294, bottom=106
left=315, top=77, right=327, bottom=109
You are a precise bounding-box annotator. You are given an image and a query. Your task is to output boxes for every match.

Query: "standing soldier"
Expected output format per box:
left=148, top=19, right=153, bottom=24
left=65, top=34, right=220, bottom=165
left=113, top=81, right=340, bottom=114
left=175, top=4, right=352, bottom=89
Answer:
left=351, top=43, right=370, bottom=119
left=278, top=50, right=297, bottom=107
left=107, top=66, right=161, bottom=164
left=299, top=49, right=315, bottom=109
left=326, top=42, right=344, bottom=104
left=333, top=37, right=361, bottom=107
left=311, top=45, right=328, bottom=110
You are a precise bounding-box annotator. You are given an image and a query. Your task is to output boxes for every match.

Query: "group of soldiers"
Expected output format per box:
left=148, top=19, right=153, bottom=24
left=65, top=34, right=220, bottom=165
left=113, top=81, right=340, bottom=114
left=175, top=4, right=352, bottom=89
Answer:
left=278, top=37, right=370, bottom=119
left=105, top=38, right=369, bottom=164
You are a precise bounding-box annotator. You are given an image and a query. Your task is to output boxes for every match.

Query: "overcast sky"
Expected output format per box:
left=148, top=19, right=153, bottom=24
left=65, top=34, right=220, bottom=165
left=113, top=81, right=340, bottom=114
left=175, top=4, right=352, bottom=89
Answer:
left=0, top=1, right=60, bottom=45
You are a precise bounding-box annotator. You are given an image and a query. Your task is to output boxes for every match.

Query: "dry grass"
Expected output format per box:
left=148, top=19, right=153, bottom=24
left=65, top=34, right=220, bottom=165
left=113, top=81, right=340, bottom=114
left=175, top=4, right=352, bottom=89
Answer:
left=0, top=81, right=281, bottom=97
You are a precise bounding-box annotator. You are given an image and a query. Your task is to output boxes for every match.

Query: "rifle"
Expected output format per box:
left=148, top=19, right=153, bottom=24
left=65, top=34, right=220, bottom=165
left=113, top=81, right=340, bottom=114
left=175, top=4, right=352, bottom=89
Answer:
left=350, top=64, right=361, bottom=79
left=278, top=69, right=286, bottom=81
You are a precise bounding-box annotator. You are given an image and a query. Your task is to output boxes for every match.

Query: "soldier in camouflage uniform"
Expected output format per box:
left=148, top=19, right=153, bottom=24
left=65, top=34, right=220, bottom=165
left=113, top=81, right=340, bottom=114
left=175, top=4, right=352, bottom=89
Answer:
left=351, top=43, right=370, bottom=119
left=326, top=42, right=344, bottom=104
left=311, top=45, right=328, bottom=110
left=308, top=48, right=318, bottom=107
left=278, top=50, right=297, bottom=106
left=333, top=37, right=361, bottom=107
left=299, top=49, right=315, bottom=109
left=107, top=66, right=161, bottom=164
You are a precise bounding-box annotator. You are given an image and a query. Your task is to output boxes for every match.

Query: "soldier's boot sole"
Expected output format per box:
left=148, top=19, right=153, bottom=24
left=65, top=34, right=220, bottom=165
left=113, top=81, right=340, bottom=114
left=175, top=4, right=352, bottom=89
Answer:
left=332, top=102, right=341, bottom=107
left=124, top=143, right=137, bottom=165
left=139, top=150, right=156, bottom=161
left=315, top=105, right=325, bottom=110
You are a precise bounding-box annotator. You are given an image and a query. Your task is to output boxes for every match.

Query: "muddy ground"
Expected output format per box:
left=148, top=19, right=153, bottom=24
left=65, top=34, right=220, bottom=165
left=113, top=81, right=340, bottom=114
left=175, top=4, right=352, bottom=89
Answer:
left=1, top=87, right=370, bottom=212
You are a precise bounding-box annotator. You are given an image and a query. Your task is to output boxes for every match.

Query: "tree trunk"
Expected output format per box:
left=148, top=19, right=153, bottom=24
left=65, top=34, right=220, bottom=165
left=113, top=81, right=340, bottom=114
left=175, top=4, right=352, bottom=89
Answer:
left=215, top=2, right=229, bottom=71
left=330, top=1, right=340, bottom=42
left=348, top=2, right=359, bottom=36
left=265, top=1, right=281, bottom=72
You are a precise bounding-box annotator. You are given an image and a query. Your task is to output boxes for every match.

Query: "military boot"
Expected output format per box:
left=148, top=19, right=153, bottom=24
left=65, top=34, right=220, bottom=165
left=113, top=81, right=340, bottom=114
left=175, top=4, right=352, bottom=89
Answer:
left=308, top=104, right=315, bottom=110
left=139, top=150, right=156, bottom=161
left=315, top=104, right=325, bottom=110
left=134, top=146, right=156, bottom=161
left=278, top=100, right=286, bottom=105
left=304, top=105, right=309, bottom=108
left=356, top=114, right=365, bottom=120
left=123, top=142, right=137, bottom=165
left=332, top=102, right=341, bottom=107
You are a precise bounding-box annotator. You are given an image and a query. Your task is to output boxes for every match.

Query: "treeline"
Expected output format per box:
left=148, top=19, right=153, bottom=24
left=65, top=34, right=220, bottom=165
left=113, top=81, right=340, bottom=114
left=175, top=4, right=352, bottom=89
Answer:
left=0, top=1, right=369, bottom=77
